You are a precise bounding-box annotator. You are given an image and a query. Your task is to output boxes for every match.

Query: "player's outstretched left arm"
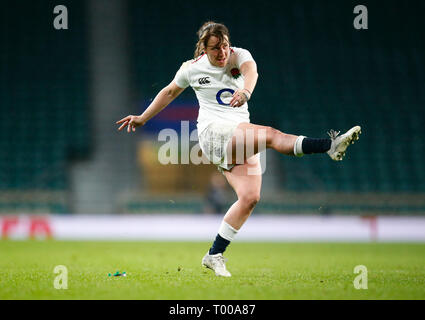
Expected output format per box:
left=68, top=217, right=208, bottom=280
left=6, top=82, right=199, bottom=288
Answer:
left=116, top=81, right=185, bottom=133
left=230, top=60, right=258, bottom=107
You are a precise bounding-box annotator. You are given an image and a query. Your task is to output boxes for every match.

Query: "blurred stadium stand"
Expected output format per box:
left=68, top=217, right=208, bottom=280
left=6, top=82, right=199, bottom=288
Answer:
left=0, top=1, right=89, bottom=213
left=1, top=0, right=424, bottom=214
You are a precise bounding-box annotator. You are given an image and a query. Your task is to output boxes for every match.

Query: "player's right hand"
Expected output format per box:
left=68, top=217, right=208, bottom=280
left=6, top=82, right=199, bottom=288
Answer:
left=116, top=115, right=145, bottom=133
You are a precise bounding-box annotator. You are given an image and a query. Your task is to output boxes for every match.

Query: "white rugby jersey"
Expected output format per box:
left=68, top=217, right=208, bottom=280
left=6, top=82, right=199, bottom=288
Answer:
left=173, top=47, right=255, bottom=134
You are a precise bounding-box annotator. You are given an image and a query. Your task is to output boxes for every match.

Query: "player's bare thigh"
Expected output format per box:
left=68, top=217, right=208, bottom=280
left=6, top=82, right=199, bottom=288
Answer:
left=226, top=122, right=297, bottom=164
left=223, top=154, right=262, bottom=190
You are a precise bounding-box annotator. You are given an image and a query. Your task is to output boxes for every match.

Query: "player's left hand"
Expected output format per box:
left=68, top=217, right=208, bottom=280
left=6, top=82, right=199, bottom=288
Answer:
left=229, top=89, right=250, bottom=108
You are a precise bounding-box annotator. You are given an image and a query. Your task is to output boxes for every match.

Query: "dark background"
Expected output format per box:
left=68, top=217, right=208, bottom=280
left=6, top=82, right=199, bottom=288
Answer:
left=1, top=0, right=424, bottom=214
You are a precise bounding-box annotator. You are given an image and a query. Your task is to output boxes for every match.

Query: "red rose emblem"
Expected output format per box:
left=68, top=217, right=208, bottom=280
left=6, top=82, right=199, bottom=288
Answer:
left=231, top=68, right=241, bottom=79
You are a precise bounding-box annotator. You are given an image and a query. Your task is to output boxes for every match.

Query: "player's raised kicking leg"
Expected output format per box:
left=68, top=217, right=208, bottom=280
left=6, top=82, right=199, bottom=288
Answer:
left=227, top=122, right=362, bottom=161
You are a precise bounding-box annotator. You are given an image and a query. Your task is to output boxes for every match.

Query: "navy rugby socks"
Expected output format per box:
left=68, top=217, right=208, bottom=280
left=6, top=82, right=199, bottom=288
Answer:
left=209, top=234, right=231, bottom=255
left=209, top=221, right=238, bottom=255
left=294, top=136, right=332, bottom=156
left=302, top=137, right=332, bottom=154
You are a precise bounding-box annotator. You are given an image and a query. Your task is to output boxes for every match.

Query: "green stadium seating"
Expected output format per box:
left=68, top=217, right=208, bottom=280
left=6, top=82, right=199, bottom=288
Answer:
left=0, top=1, right=90, bottom=212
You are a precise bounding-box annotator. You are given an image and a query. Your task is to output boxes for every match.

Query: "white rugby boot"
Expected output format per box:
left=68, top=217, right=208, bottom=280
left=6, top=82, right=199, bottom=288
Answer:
left=327, top=126, right=361, bottom=161
left=202, top=252, right=232, bottom=277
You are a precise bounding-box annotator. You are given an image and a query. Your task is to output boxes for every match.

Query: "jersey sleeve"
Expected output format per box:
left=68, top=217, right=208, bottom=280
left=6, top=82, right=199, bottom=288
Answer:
left=233, top=47, right=255, bottom=68
left=173, top=60, right=191, bottom=89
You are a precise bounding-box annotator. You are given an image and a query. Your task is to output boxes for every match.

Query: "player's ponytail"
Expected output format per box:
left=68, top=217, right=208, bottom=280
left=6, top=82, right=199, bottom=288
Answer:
left=194, top=21, right=231, bottom=58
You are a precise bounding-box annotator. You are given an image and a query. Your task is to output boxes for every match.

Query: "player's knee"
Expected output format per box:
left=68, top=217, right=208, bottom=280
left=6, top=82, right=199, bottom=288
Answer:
left=239, top=192, right=261, bottom=210
left=265, top=126, right=278, bottom=147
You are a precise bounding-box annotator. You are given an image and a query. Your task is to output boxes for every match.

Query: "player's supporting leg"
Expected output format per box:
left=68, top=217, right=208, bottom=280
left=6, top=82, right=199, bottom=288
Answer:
left=222, top=155, right=262, bottom=230
left=202, top=156, right=261, bottom=277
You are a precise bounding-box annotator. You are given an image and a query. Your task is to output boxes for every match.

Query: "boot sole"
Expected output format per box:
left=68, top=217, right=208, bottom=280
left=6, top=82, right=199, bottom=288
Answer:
left=333, top=126, right=361, bottom=161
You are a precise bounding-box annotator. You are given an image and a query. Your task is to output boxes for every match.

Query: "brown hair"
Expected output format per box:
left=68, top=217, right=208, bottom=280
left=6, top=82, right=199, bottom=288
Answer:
left=194, top=21, right=231, bottom=58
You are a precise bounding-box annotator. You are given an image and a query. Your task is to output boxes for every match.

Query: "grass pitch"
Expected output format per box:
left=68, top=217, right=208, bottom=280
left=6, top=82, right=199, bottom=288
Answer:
left=0, top=241, right=424, bottom=300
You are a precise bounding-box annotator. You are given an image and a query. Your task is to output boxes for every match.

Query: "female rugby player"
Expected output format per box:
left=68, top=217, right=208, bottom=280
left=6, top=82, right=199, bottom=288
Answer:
left=116, top=22, right=361, bottom=277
